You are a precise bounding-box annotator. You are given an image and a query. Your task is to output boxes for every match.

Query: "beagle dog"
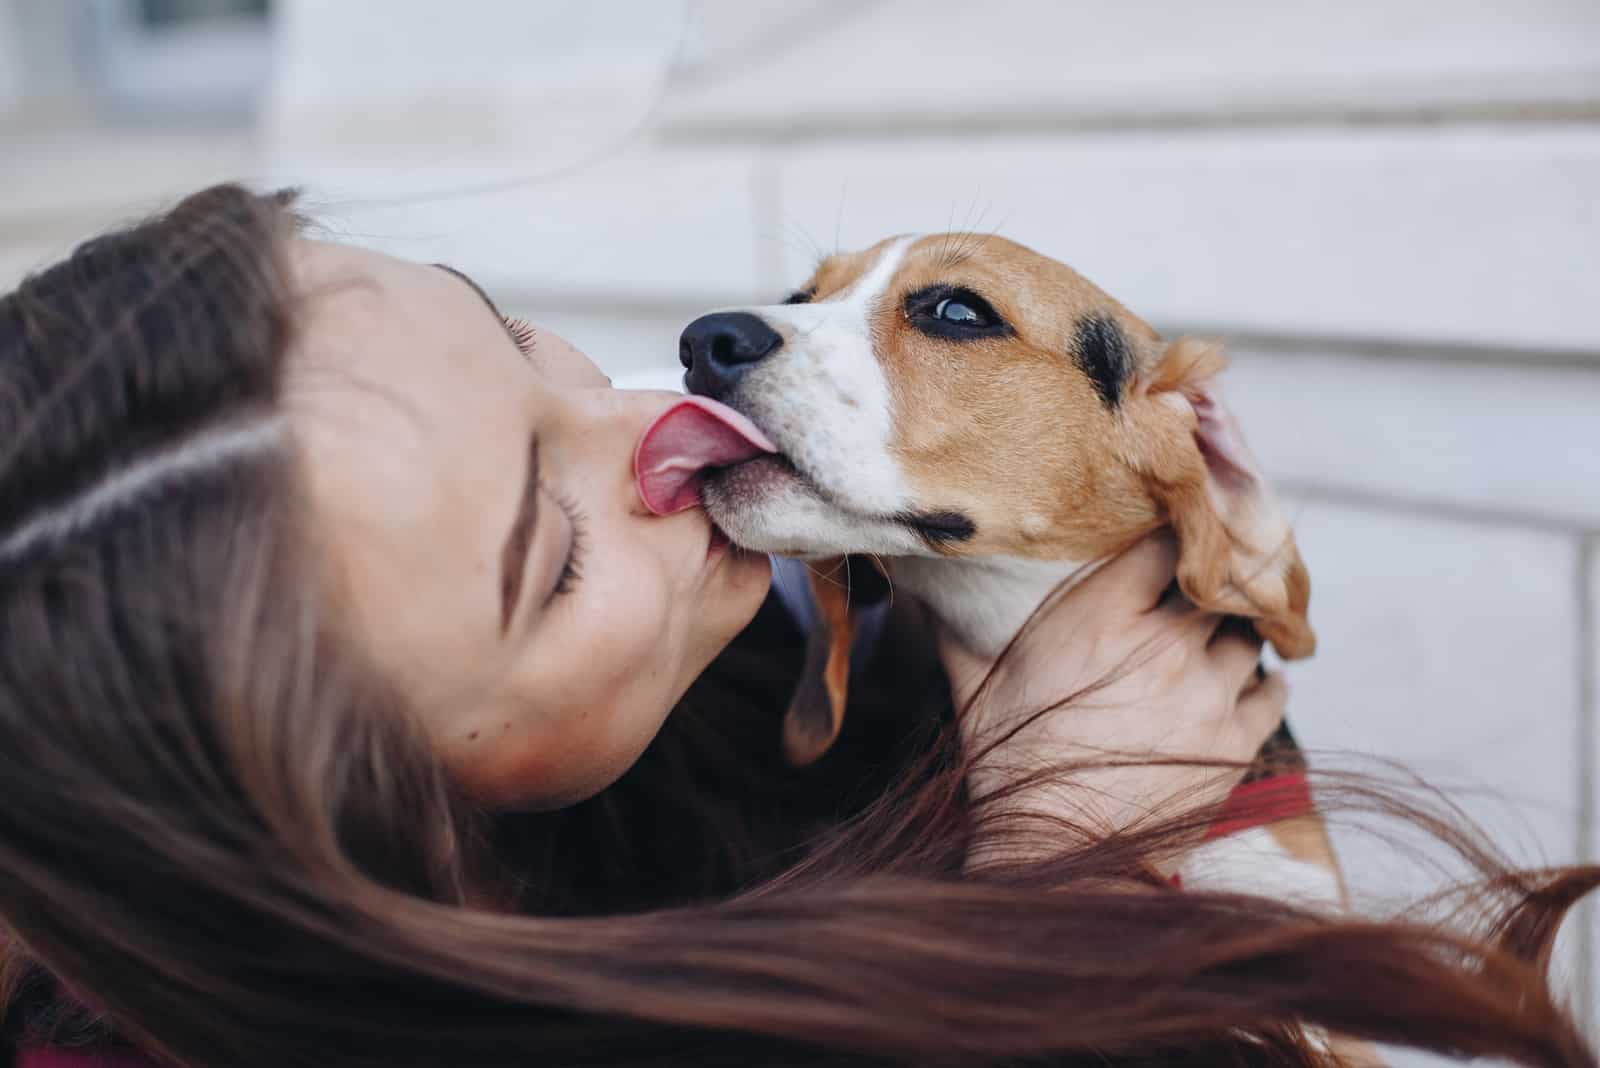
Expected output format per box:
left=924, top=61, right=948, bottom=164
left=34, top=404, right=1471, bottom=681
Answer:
left=637, top=233, right=1342, bottom=909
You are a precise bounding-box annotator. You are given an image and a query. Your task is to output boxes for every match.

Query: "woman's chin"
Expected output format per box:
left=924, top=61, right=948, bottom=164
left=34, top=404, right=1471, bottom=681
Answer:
left=713, top=544, right=773, bottom=632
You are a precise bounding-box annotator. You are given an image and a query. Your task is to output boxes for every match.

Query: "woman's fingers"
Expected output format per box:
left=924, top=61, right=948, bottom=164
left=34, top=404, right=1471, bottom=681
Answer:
left=1198, top=612, right=1280, bottom=760
left=1206, top=615, right=1267, bottom=694
left=940, top=531, right=1182, bottom=704
left=1082, top=529, right=1180, bottom=613
left=1149, top=669, right=1285, bottom=845
left=1235, top=670, right=1288, bottom=753
left=939, top=526, right=1299, bottom=867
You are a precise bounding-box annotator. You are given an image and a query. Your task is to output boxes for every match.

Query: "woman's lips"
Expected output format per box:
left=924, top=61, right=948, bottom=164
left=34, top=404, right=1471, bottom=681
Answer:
left=706, top=523, right=730, bottom=563
left=633, top=397, right=778, bottom=515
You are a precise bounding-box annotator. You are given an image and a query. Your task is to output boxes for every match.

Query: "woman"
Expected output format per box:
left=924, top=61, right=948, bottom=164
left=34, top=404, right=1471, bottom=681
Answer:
left=0, top=184, right=1592, bottom=1067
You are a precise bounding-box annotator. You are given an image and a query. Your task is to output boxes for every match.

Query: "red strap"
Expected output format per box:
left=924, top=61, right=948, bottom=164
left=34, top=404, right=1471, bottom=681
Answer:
left=1203, top=770, right=1314, bottom=841
left=1169, top=771, right=1317, bottom=889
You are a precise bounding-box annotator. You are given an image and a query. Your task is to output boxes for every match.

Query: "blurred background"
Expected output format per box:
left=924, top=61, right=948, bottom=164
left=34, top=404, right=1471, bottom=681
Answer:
left=2, top=0, right=1598, bottom=1051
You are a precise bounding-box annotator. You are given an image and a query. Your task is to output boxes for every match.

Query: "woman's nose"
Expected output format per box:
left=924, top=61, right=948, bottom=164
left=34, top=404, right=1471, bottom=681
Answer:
left=560, top=388, right=685, bottom=515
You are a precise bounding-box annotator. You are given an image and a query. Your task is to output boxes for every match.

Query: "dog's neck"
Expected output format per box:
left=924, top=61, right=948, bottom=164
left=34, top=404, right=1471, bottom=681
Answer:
left=889, top=554, right=1089, bottom=656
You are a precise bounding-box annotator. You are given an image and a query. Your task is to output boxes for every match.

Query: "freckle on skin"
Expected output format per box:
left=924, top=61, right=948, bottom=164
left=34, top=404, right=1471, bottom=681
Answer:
left=468, top=730, right=480, bottom=741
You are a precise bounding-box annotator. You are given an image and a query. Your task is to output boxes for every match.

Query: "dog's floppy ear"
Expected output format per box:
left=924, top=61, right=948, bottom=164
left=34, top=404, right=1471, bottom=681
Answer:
left=1130, top=338, right=1315, bottom=659
left=783, top=556, right=890, bottom=766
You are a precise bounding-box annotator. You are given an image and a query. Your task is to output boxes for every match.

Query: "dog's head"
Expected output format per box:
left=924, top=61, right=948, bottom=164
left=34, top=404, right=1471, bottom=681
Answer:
left=683, top=234, right=1313, bottom=761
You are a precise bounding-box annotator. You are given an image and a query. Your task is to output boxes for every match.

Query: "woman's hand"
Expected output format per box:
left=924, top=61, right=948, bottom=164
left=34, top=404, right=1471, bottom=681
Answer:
left=938, top=532, right=1286, bottom=870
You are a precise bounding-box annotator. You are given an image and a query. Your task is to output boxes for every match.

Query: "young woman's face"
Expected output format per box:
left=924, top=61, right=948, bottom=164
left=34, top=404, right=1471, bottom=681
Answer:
left=285, top=240, right=771, bottom=809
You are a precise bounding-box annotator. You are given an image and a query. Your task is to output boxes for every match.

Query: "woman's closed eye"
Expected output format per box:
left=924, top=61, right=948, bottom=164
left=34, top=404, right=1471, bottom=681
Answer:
left=544, top=487, right=586, bottom=603
left=501, top=437, right=586, bottom=634
left=503, top=316, right=537, bottom=359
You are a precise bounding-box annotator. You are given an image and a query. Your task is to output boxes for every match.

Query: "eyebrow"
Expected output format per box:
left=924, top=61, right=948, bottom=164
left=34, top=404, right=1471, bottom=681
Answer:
left=431, top=263, right=525, bottom=350
left=498, top=431, right=541, bottom=634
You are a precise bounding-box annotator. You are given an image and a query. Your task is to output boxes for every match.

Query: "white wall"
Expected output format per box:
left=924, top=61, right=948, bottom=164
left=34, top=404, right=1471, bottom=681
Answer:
left=0, top=1, right=19, bottom=116
left=1, top=0, right=1597, bottom=1052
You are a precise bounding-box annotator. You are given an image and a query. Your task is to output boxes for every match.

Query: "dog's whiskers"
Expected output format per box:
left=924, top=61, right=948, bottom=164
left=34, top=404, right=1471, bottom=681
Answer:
left=778, top=217, right=826, bottom=277
left=866, top=553, right=895, bottom=608
left=803, top=558, right=852, bottom=593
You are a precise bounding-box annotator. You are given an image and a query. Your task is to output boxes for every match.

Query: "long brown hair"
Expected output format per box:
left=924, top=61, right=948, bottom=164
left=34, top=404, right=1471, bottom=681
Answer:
left=0, top=184, right=1594, bottom=1068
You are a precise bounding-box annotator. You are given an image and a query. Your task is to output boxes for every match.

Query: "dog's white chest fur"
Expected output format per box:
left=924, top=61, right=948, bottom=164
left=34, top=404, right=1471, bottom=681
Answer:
left=890, top=555, right=1088, bottom=656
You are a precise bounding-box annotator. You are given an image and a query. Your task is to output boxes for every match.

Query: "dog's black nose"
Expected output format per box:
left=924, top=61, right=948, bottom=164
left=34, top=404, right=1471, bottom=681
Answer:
left=679, top=312, right=782, bottom=397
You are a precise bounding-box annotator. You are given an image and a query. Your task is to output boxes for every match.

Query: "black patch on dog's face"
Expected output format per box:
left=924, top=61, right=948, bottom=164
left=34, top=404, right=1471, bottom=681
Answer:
left=899, top=509, right=977, bottom=549
left=1073, top=315, right=1133, bottom=409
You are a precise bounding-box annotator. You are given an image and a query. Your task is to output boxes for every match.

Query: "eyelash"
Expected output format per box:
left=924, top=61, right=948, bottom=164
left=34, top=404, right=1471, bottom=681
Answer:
left=503, top=316, right=538, bottom=357
left=548, top=489, right=587, bottom=600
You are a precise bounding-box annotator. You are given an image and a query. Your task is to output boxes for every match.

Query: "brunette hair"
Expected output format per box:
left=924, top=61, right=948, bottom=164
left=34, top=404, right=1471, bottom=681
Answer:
left=0, top=184, right=1594, bottom=1068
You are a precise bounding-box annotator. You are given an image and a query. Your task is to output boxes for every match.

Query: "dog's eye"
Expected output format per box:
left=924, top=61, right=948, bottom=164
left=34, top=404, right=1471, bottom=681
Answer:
left=905, top=285, right=1010, bottom=340
left=934, top=298, right=985, bottom=326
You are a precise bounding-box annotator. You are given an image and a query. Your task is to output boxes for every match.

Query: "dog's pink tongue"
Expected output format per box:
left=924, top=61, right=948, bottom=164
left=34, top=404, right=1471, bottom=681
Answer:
left=634, top=397, right=778, bottom=515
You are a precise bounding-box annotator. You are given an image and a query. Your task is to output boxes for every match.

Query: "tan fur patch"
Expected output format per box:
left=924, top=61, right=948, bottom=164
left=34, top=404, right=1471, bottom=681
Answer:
left=871, top=236, right=1163, bottom=560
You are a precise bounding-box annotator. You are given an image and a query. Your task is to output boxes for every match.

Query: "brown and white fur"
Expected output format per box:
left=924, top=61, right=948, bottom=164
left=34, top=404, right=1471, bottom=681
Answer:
left=691, top=233, right=1310, bottom=664
left=683, top=233, right=1346, bottom=913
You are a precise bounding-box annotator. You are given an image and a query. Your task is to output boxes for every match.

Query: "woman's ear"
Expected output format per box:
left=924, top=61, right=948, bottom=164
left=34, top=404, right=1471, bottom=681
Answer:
left=1131, top=338, right=1316, bottom=660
